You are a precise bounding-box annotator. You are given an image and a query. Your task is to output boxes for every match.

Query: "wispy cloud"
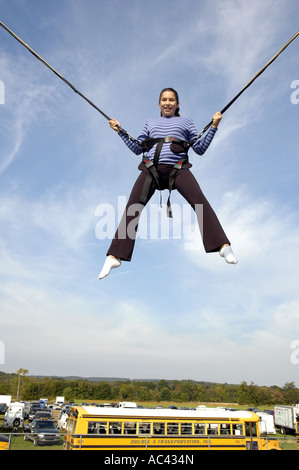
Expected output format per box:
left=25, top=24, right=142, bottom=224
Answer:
left=0, top=53, right=60, bottom=173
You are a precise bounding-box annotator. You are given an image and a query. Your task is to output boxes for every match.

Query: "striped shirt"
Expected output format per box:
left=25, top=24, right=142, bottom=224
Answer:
left=119, top=116, right=217, bottom=165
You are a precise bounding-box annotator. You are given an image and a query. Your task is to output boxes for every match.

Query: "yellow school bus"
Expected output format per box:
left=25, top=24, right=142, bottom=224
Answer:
left=63, top=406, right=281, bottom=451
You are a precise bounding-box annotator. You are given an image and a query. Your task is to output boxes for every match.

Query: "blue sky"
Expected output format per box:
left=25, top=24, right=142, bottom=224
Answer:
left=0, top=0, right=299, bottom=388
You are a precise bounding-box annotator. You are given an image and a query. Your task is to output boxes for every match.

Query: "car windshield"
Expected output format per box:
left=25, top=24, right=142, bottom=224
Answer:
left=35, top=421, right=56, bottom=429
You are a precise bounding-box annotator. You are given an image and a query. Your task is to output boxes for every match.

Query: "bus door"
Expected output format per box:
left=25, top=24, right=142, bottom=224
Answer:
left=245, top=422, right=258, bottom=450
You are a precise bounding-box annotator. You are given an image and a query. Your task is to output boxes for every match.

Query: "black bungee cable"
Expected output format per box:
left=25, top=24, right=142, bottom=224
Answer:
left=190, top=30, right=299, bottom=145
left=0, top=20, right=138, bottom=142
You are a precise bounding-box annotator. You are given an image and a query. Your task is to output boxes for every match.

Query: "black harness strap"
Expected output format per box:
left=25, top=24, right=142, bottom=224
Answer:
left=167, top=157, right=187, bottom=217
left=140, top=137, right=189, bottom=217
left=139, top=158, right=161, bottom=206
left=153, top=139, right=164, bottom=167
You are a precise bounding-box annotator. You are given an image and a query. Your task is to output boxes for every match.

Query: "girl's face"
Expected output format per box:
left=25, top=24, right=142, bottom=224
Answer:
left=159, top=90, right=178, bottom=117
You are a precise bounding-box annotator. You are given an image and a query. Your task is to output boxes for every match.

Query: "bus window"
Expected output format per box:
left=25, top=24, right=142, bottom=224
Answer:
left=138, top=423, right=151, bottom=434
left=88, top=421, right=107, bottom=434
left=72, top=419, right=77, bottom=434
left=181, top=423, right=192, bottom=435
left=251, top=423, right=257, bottom=437
left=109, top=422, right=122, bottom=434
left=67, top=418, right=76, bottom=434
left=194, top=423, right=205, bottom=434
left=232, top=423, right=243, bottom=435
left=124, top=422, right=137, bottom=434
left=220, top=423, right=231, bottom=435
left=245, top=422, right=257, bottom=437
left=207, top=423, right=219, bottom=435
left=153, top=423, right=165, bottom=435
left=167, top=423, right=179, bottom=435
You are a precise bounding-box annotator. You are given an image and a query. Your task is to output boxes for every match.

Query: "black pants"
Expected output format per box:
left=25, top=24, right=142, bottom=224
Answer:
left=107, top=164, right=230, bottom=261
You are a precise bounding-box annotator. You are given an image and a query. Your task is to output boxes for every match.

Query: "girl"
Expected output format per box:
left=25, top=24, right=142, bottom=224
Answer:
left=99, top=88, right=237, bottom=279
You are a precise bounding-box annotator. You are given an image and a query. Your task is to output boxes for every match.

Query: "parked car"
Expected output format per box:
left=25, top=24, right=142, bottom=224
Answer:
left=33, top=411, right=52, bottom=421
left=61, top=403, right=77, bottom=414
left=263, top=409, right=274, bottom=416
left=0, top=404, right=7, bottom=415
left=24, top=419, right=61, bottom=446
left=29, top=404, right=42, bottom=421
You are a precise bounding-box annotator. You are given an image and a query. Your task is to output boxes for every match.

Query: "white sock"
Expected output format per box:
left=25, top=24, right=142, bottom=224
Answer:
left=219, top=245, right=238, bottom=264
left=98, top=256, right=121, bottom=279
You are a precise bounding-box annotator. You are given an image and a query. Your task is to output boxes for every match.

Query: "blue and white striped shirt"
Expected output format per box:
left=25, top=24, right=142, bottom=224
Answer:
left=119, top=116, right=217, bottom=165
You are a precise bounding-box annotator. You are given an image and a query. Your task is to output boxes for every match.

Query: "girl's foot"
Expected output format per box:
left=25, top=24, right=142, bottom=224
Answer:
left=98, top=256, right=121, bottom=279
left=219, top=245, right=238, bottom=264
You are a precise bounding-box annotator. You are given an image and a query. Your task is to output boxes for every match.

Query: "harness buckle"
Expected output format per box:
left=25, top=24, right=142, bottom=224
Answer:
left=172, top=159, right=186, bottom=170
left=144, top=158, right=154, bottom=169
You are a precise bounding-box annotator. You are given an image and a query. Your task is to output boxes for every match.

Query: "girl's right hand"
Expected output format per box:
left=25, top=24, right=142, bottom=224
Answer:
left=109, top=118, right=121, bottom=132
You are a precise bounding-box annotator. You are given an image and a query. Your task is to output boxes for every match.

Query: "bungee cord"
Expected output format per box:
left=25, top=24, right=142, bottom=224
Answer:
left=0, top=20, right=138, bottom=143
left=190, top=30, right=299, bottom=145
left=0, top=20, right=298, bottom=146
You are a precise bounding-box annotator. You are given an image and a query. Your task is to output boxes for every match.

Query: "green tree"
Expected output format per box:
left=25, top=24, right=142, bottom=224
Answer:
left=160, top=387, right=171, bottom=401
left=283, top=382, right=299, bottom=404
left=120, top=384, right=135, bottom=401
left=179, top=382, right=198, bottom=401
left=158, top=379, right=169, bottom=391
left=137, top=386, right=150, bottom=401
left=63, top=386, right=74, bottom=402
left=237, top=381, right=250, bottom=405
left=23, top=381, right=39, bottom=400
left=94, top=382, right=112, bottom=400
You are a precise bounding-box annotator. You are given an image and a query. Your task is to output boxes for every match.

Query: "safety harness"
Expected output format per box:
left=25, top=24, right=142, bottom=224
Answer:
left=139, top=136, right=190, bottom=218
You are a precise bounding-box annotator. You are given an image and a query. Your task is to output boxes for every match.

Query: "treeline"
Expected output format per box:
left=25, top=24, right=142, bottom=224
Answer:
left=0, top=371, right=299, bottom=406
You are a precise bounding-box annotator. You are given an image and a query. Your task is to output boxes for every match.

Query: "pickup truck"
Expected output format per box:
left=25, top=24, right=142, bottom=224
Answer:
left=24, top=419, right=61, bottom=446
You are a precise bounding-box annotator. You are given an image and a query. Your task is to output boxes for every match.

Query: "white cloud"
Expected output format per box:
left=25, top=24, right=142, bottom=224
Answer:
left=182, top=184, right=299, bottom=271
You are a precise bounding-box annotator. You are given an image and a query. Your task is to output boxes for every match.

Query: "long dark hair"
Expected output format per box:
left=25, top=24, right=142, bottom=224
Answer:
left=159, top=88, right=180, bottom=116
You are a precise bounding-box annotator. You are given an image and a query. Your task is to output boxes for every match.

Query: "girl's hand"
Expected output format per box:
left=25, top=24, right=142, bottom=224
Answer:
left=212, top=111, right=222, bottom=128
left=109, top=118, right=121, bottom=132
